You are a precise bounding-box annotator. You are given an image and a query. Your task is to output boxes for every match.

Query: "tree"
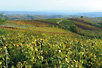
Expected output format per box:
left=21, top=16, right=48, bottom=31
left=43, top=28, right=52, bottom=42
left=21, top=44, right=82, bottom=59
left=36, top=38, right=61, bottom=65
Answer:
left=70, top=26, right=79, bottom=33
left=80, top=16, right=83, bottom=18
left=0, top=13, right=8, bottom=25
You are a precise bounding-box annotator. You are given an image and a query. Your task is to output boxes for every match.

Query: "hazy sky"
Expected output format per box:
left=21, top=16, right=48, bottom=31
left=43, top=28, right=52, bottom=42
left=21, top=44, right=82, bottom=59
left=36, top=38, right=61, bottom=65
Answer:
left=0, top=0, right=102, bottom=12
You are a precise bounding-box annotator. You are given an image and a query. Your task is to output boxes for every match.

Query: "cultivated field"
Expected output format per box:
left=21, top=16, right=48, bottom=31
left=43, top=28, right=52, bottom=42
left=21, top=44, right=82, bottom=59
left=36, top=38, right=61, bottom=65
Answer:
left=0, top=18, right=102, bottom=68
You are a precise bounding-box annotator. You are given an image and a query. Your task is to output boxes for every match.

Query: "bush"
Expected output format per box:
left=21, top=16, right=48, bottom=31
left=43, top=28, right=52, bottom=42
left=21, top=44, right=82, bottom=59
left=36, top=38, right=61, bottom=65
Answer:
left=74, top=28, right=79, bottom=33
left=70, top=26, right=79, bottom=33
left=0, top=13, right=8, bottom=25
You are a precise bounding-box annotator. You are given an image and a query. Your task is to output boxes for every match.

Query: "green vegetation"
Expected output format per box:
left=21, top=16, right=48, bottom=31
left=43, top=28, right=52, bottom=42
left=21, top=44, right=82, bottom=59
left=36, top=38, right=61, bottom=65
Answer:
left=0, top=17, right=102, bottom=68
left=67, top=18, right=102, bottom=38
left=74, top=21, right=101, bottom=30
left=69, top=26, right=79, bottom=33
left=0, top=14, right=8, bottom=25
left=83, top=17, right=102, bottom=28
left=0, top=14, right=8, bottom=36
left=0, top=28, right=7, bottom=35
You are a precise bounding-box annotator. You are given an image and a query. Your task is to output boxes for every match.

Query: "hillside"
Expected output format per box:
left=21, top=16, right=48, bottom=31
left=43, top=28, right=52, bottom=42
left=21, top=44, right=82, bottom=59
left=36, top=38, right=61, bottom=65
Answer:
left=0, top=18, right=102, bottom=68
left=68, top=18, right=102, bottom=30
left=0, top=19, right=78, bottom=36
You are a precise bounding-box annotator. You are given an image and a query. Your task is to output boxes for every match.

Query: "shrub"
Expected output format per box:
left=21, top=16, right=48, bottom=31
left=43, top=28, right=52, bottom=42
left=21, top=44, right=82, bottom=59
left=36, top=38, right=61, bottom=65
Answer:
left=74, top=28, right=79, bottom=33
left=70, top=26, right=79, bottom=33
left=0, top=13, right=8, bottom=25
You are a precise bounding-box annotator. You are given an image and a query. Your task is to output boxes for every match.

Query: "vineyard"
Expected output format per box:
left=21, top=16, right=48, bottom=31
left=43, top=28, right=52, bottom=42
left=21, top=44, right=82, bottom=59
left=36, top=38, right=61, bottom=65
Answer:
left=0, top=18, right=102, bottom=68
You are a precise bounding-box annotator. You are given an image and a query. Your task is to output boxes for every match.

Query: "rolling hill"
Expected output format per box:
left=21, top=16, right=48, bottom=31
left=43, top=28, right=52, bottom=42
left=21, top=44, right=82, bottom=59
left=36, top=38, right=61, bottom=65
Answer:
left=0, top=18, right=102, bottom=68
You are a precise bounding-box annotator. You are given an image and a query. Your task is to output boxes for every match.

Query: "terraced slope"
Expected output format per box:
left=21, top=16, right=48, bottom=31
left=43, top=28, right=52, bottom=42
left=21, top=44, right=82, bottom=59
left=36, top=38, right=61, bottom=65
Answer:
left=2, top=18, right=102, bottom=38
left=9, top=20, right=50, bottom=27
left=35, top=19, right=75, bottom=29
left=68, top=18, right=102, bottom=31
left=0, top=20, right=78, bottom=36
left=0, top=19, right=102, bottom=68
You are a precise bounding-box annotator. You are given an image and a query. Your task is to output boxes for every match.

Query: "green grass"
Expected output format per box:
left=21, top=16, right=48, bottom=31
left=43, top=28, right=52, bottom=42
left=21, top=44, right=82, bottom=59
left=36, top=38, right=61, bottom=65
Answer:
left=41, top=18, right=61, bottom=23
left=41, top=18, right=75, bottom=27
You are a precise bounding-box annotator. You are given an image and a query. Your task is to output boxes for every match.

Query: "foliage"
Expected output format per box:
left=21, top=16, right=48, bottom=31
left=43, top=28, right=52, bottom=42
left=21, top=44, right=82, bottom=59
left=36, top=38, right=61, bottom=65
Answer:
left=0, top=28, right=7, bottom=35
left=83, top=17, right=102, bottom=28
left=68, top=18, right=102, bottom=38
left=0, top=27, right=102, bottom=68
left=80, top=16, right=83, bottom=18
left=74, top=28, right=79, bottom=34
left=0, top=18, right=102, bottom=68
left=70, top=26, right=79, bottom=33
left=0, top=13, right=8, bottom=25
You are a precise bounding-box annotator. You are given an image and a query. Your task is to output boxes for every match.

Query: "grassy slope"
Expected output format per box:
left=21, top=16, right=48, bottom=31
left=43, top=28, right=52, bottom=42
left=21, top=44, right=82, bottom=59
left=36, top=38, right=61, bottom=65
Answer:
left=74, top=21, right=101, bottom=30
left=0, top=20, right=78, bottom=36
left=1, top=18, right=102, bottom=38
left=40, top=18, right=75, bottom=29
left=33, top=18, right=102, bottom=38
left=9, top=20, right=50, bottom=27
left=83, top=17, right=102, bottom=27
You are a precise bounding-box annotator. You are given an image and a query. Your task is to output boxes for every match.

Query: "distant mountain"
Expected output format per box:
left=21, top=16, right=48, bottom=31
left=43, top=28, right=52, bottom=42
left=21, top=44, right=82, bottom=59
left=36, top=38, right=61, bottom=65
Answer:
left=0, top=11, right=83, bottom=15
left=0, top=11, right=102, bottom=17
left=75, top=12, right=102, bottom=17
left=0, top=11, right=71, bottom=15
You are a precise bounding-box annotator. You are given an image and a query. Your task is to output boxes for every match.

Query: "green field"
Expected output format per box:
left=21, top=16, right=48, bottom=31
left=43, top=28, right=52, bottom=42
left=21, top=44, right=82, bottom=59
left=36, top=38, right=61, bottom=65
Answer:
left=0, top=18, right=102, bottom=68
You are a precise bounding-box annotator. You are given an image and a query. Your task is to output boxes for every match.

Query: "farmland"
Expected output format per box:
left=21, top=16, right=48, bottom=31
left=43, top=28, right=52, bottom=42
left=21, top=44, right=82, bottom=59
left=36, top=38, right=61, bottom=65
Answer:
left=0, top=18, right=102, bottom=68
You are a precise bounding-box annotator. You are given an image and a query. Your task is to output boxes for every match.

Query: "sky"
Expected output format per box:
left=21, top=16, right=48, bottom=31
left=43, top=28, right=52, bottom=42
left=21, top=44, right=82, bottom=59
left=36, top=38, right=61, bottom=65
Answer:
left=0, top=0, right=102, bottom=12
